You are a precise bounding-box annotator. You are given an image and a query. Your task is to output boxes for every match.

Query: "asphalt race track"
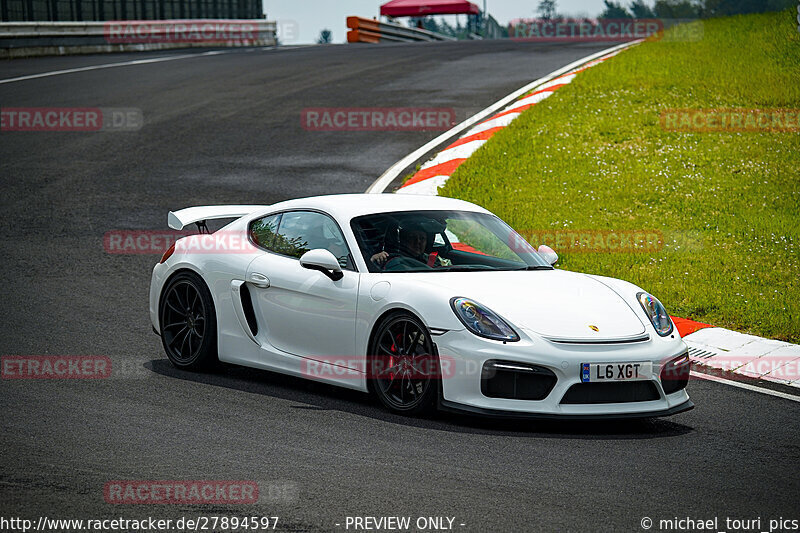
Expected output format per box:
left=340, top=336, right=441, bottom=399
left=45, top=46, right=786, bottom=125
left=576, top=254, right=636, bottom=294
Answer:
left=1, top=41, right=798, bottom=532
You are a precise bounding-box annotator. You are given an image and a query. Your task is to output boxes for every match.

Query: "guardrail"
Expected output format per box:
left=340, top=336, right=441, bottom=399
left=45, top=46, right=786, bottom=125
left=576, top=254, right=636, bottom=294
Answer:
left=0, top=19, right=276, bottom=58
left=346, top=16, right=455, bottom=43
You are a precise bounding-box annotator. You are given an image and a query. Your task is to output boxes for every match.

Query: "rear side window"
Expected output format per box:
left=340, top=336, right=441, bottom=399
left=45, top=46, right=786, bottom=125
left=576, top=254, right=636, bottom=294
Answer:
left=250, top=211, right=354, bottom=270
left=250, top=214, right=281, bottom=250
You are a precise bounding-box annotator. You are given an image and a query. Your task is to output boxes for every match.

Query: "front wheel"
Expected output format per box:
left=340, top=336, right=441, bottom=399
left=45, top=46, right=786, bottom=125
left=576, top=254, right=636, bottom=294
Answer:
left=159, top=271, right=218, bottom=370
left=368, top=312, right=438, bottom=415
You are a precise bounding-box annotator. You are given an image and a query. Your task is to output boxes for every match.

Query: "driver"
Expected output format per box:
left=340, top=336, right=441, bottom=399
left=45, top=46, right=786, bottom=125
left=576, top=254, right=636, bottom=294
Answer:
left=371, top=225, right=450, bottom=268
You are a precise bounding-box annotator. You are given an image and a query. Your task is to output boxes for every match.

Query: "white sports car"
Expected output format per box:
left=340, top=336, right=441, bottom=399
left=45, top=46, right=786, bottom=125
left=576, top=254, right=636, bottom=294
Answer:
left=150, top=194, right=692, bottom=419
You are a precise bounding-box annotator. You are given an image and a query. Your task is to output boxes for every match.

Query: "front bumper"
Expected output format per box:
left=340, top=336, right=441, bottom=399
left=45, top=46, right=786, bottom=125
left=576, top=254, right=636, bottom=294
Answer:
left=435, top=327, right=692, bottom=418
left=439, top=397, right=694, bottom=420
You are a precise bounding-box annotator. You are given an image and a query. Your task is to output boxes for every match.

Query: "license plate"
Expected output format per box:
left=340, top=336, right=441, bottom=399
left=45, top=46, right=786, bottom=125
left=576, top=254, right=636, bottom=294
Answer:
left=581, top=362, right=652, bottom=383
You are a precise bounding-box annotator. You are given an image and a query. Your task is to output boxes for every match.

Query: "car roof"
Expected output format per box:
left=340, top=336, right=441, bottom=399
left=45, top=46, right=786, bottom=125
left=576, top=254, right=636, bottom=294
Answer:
left=257, top=193, right=492, bottom=221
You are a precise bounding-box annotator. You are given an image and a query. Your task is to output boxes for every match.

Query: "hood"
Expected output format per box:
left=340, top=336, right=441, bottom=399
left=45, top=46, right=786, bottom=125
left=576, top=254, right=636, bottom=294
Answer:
left=408, top=269, right=647, bottom=342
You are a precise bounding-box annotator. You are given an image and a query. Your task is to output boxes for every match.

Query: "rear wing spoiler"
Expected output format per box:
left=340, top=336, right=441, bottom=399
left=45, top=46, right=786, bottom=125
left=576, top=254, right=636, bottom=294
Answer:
left=168, top=205, right=267, bottom=230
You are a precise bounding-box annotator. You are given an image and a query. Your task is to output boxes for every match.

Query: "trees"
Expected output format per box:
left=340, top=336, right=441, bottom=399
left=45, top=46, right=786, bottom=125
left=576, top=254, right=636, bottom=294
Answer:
left=701, top=0, right=793, bottom=16
left=592, top=0, right=791, bottom=19
left=630, top=0, right=656, bottom=17
left=536, top=0, right=557, bottom=20
left=421, top=16, right=440, bottom=33
left=316, top=29, right=332, bottom=44
left=599, top=0, right=633, bottom=18
left=653, top=0, right=701, bottom=17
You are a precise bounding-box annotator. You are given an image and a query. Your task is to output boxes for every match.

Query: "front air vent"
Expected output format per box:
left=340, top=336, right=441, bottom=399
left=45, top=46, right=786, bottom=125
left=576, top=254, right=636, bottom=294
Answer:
left=660, top=352, right=690, bottom=395
left=560, top=381, right=660, bottom=404
left=481, top=360, right=557, bottom=401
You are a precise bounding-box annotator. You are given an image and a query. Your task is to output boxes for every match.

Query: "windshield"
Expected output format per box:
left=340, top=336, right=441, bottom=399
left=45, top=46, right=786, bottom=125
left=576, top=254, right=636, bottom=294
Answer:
left=351, top=210, right=552, bottom=273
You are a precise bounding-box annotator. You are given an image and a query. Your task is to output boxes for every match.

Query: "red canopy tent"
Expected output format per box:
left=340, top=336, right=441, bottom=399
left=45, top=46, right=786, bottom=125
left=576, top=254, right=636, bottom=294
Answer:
left=380, top=0, right=480, bottom=17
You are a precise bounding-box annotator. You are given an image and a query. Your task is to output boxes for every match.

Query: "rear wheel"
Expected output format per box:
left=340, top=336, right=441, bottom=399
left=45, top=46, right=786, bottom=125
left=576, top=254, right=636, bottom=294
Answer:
left=159, top=271, right=218, bottom=370
left=368, top=312, right=438, bottom=415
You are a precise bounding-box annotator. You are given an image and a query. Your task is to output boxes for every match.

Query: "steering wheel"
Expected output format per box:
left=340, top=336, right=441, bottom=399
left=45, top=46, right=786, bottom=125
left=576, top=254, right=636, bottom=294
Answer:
left=383, top=255, right=431, bottom=272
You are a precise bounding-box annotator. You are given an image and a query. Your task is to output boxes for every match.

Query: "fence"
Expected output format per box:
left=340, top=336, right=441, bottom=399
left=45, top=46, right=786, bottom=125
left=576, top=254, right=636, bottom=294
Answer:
left=0, top=19, right=275, bottom=57
left=346, top=16, right=455, bottom=43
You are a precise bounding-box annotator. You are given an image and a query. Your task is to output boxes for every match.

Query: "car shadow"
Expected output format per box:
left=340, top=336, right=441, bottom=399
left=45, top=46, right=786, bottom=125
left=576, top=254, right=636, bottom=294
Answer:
left=145, top=358, right=694, bottom=440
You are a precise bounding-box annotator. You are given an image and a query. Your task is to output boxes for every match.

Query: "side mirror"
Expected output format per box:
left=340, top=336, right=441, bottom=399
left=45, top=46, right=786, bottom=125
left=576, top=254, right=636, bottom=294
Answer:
left=537, top=244, right=558, bottom=266
left=300, top=249, right=344, bottom=281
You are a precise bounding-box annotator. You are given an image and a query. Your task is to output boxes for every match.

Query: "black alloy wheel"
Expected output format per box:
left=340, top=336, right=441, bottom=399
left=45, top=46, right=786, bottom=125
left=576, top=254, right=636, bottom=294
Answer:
left=159, top=271, right=218, bottom=370
left=369, top=313, right=439, bottom=415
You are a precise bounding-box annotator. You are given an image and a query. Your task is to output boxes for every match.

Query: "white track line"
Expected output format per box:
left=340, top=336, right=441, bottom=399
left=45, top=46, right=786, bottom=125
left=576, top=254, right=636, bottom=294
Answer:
left=506, top=90, right=557, bottom=111
left=396, top=175, right=450, bottom=196
left=691, top=371, right=800, bottom=403
left=419, top=140, right=486, bottom=169
left=0, top=49, right=231, bottom=85
left=365, top=40, right=642, bottom=194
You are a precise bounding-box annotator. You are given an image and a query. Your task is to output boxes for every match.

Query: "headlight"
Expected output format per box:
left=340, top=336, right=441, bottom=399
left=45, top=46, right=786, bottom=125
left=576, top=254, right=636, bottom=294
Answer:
left=637, top=292, right=673, bottom=337
left=450, top=297, right=519, bottom=342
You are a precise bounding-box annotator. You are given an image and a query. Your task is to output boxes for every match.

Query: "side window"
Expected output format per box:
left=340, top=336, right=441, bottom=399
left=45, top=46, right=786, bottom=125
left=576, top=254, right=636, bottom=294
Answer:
left=274, top=211, right=354, bottom=270
left=250, top=214, right=281, bottom=250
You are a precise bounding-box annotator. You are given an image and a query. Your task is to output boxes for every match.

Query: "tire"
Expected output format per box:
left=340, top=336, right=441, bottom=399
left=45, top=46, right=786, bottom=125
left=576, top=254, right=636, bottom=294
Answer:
left=368, top=312, right=438, bottom=415
left=159, top=271, right=218, bottom=370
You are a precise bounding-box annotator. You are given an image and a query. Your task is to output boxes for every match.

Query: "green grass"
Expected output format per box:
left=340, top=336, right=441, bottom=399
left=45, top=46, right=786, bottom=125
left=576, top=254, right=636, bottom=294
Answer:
left=440, top=10, right=800, bottom=342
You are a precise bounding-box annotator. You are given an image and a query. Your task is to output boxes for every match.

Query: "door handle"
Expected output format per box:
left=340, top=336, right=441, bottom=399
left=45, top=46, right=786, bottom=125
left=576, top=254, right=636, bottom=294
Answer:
left=248, top=273, right=270, bottom=288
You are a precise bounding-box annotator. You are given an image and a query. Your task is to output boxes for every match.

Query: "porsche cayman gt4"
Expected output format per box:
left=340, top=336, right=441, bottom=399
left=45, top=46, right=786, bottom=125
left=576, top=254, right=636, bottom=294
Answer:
left=150, top=194, right=692, bottom=419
